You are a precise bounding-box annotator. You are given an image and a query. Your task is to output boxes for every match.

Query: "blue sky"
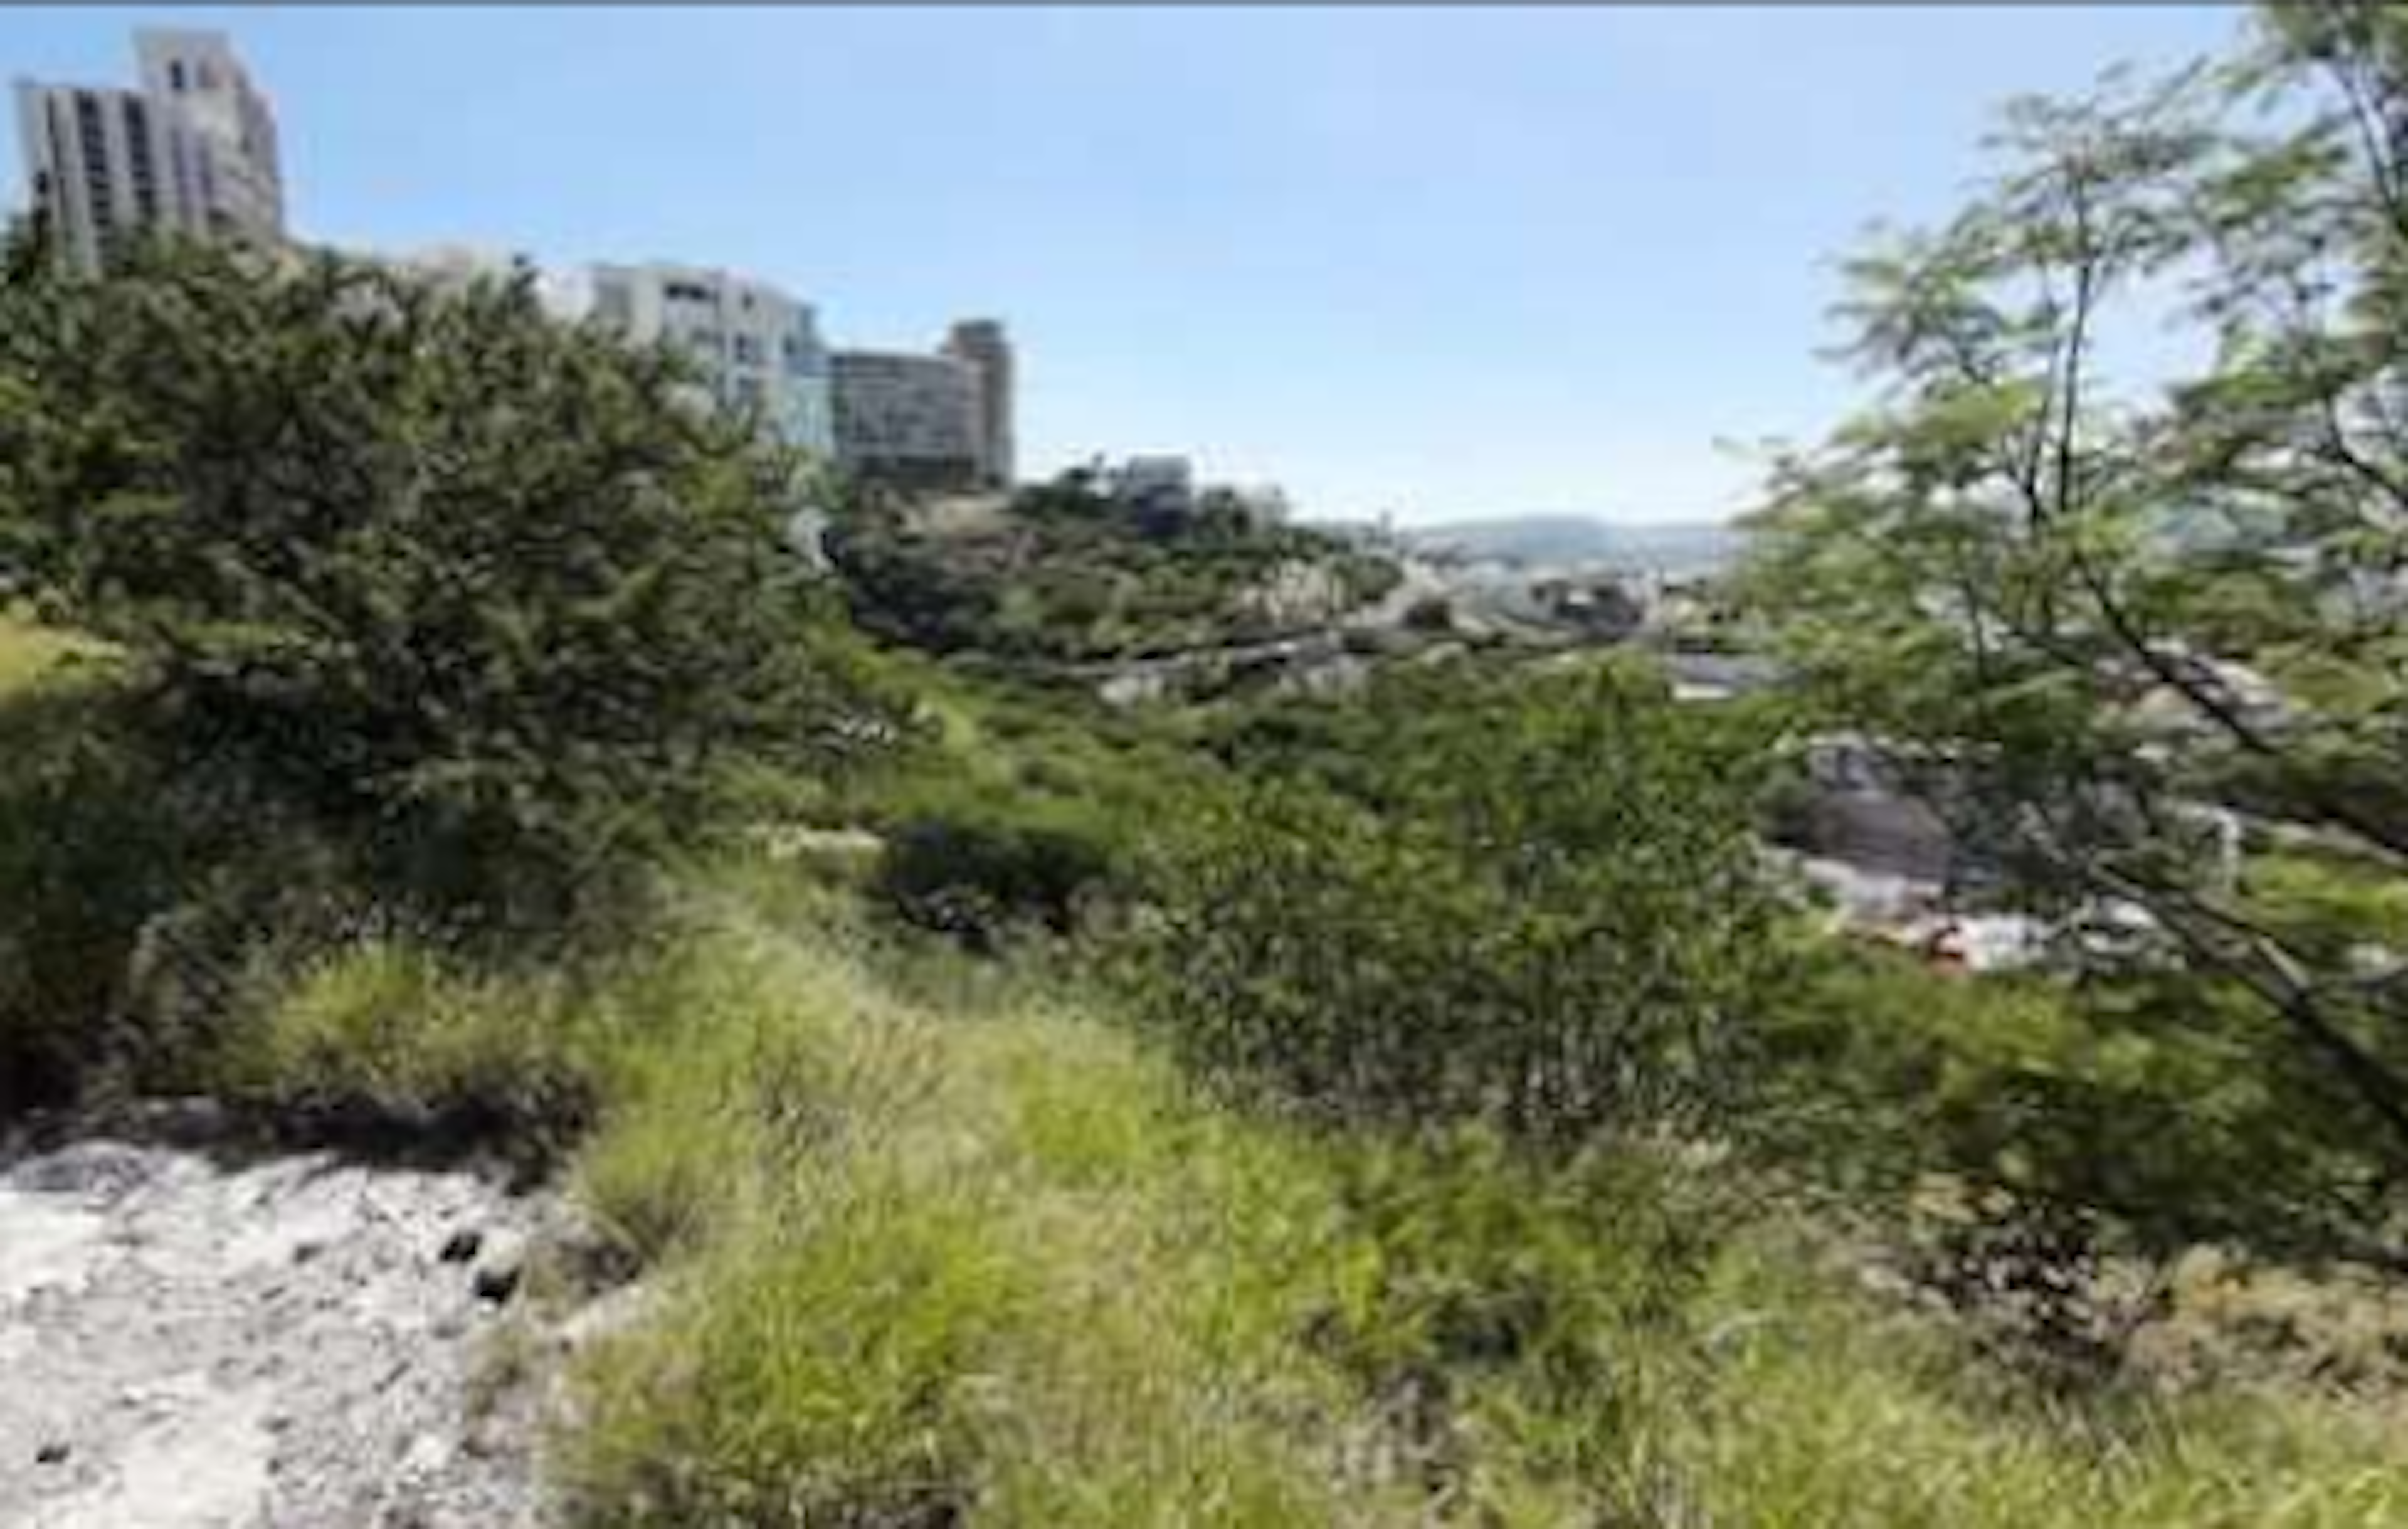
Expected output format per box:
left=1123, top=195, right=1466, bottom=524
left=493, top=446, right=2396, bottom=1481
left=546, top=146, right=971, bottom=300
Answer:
left=6, top=6, right=2243, bottom=524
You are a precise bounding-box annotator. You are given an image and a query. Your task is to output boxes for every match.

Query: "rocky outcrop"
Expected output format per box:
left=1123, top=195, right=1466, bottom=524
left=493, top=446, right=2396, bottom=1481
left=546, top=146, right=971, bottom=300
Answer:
left=0, top=1129, right=571, bottom=1528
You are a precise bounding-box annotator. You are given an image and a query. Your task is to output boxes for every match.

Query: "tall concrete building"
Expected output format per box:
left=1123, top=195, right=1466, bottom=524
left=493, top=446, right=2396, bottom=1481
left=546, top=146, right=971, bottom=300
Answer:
left=552, top=261, right=835, bottom=457
left=137, top=32, right=284, bottom=243
left=941, top=319, right=1015, bottom=489
left=13, top=28, right=285, bottom=272
left=830, top=349, right=986, bottom=492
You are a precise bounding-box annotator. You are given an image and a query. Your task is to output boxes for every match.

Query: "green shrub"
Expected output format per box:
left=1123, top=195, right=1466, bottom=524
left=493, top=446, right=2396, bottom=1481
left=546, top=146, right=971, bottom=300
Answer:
left=1756, top=942, right=2404, bottom=1265
left=832, top=668, right=1196, bottom=949
left=1130, top=664, right=1785, bottom=1140
left=0, top=677, right=187, bottom=1110
left=876, top=783, right=1117, bottom=946
left=0, top=646, right=372, bottom=1112
left=0, top=233, right=885, bottom=929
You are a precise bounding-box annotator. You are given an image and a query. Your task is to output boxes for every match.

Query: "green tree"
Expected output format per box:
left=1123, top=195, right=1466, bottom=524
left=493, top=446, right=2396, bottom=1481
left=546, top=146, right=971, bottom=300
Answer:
left=1744, top=4, right=2408, bottom=1154
left=0, top=234, right=882, bottom=926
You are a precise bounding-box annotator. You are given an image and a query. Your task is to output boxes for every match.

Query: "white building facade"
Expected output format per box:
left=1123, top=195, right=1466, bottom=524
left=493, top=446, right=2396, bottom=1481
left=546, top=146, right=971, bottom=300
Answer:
left=13, top=28, right=285, bottom=272
left=554, top=262, right=835, bottom=457
left=136, top=31, right=283, bottom=243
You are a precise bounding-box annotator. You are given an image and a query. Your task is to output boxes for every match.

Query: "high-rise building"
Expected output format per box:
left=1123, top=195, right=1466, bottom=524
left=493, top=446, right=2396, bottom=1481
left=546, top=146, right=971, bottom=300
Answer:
left=13, top=28, right=284, bottom=272
left=941, top=319, right=1015, bottom=489
left=830, top=349, right=986, bottom=492
left=552, top=261, right=835, bottom=457
left=135, top=32, right=284, bottom=243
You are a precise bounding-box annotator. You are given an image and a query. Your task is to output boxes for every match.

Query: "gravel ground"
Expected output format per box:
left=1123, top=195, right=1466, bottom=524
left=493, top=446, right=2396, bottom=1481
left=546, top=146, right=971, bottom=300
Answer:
left=0, top=1125, right=564, bottom=1528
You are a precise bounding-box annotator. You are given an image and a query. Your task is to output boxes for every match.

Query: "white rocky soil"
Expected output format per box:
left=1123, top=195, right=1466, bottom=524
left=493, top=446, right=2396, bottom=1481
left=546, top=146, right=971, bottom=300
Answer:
left=0, top=1120, right=574, bottom=1528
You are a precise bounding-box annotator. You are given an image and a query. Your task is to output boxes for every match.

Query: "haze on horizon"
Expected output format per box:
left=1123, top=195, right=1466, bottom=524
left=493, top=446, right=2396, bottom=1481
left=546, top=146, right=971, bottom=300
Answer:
left=4, top=4, right=2243, bottom=525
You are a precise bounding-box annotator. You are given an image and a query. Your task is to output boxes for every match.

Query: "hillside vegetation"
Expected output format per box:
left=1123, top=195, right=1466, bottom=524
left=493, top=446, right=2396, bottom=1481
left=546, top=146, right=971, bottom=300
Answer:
left=188, top=869, right=2408, bottom=1528
left=9, top=581, right=2408, bottom=1523
left=6, top=6, right=2408, bottom=1523
left=829, top=474, right=1399, bottom=665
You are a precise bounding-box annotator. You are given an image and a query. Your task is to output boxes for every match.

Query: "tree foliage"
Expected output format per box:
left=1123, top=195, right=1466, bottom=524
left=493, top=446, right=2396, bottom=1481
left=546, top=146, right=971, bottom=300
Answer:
left=0, top=235, right=882, bottom=924
left=1743, top=3, right=2408, bottom=1155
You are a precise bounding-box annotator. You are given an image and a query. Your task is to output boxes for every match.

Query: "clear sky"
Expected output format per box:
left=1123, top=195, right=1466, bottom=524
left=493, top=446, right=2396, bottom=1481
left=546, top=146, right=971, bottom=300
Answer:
left=6, top=5, right=2245, bottom=525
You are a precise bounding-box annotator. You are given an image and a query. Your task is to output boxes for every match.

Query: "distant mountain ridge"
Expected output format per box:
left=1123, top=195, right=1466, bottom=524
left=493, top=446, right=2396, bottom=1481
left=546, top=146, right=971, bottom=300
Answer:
left=1404, top=515, right=1743, bottom=574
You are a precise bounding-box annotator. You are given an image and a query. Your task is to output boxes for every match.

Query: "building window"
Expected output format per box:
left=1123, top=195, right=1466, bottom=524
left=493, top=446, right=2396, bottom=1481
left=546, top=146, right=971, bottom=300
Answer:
left=75, top=93, right=106, bottom=158
left=170, top=61, right=187, bottom=91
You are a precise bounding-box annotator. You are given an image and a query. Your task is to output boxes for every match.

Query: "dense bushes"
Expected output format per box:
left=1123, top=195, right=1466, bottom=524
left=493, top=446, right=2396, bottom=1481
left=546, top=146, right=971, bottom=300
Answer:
left=833, top=661, right=1203, bottom=946
left=0, top=234, right=890, bottom=1114
left=1757, top=942, right=2405, bottom=1265
left=1177, top=648, right=2408, bottom=1273
left=0, top=664, right=193, bottom=1109
left=877, top=783, right=1117, bottom=947
left=0, top=623, right=388, bottom=1110
left=1129, top=664, right=1785, bottom=1139
left=0, top=234, right=882, bottom=931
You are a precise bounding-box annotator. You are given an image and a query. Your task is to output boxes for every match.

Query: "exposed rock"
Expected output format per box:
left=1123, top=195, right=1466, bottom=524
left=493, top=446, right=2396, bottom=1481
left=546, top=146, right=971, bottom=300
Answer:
left=471, top=1232, right=527, bottom=1306
left=0, top=1131, right=571, bottom=1528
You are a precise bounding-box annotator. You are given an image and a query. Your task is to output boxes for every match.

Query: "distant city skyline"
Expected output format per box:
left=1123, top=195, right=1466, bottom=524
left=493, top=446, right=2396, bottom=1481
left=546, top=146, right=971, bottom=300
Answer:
left=4, top=6, right=2242, bottom=524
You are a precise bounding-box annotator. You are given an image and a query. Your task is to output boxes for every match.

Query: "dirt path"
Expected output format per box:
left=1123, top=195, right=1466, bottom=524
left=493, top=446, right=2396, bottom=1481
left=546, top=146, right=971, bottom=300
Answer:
left=0, top=1130, right=558, bottom=1528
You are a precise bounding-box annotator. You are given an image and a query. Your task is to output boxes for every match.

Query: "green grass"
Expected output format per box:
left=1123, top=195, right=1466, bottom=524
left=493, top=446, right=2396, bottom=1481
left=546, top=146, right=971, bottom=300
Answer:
left=1642, top=1241, right=2408, bottom=1528
left=557, top=907, right=1390, bottom=1525
left=211, top=940, right=606, bottom=1145
left=204, top=864, right=2408, bottom=1526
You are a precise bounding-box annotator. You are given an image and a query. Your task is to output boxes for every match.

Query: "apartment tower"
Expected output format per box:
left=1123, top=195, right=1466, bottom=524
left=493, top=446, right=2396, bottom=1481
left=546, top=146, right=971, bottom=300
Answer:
left=13, top=28, right=285, bottom=272
left=556, top=261, right=835, bottom=457
left=941, top=319, right=1016, bottom=489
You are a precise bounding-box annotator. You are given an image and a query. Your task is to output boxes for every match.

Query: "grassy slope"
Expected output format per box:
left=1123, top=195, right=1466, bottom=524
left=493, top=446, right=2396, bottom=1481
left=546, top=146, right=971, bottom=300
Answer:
left=13, top=605, right=2406, bottom=1523
left=228, top=867, right=2408, bottom=1527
